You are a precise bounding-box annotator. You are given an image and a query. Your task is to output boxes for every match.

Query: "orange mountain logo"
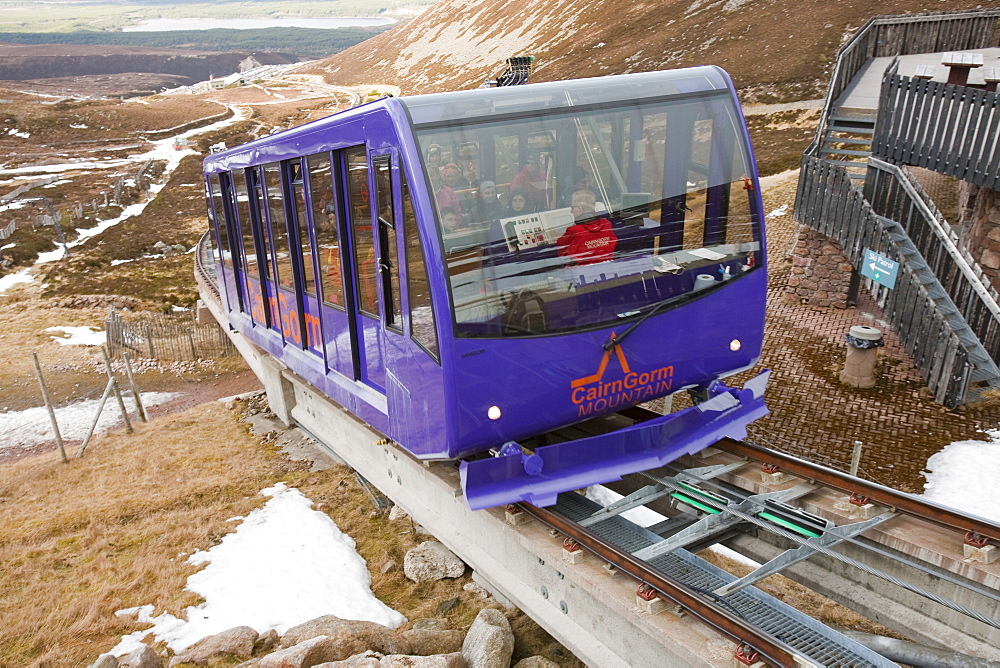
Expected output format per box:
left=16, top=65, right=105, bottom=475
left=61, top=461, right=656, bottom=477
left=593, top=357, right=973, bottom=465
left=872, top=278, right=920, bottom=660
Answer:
left=570, top=335, right=674, bottom=416
left=571, top=334, right=631, bottom=388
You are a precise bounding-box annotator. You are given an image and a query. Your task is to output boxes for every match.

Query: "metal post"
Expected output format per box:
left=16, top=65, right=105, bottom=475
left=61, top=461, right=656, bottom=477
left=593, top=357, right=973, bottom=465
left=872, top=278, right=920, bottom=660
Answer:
left=847, top=269, right=861, bottom=307
left=850, top=441, right=863, bottom=477
left=31, top=352, right=67, bottom=464
left=122, top=351, right=147, bottom=423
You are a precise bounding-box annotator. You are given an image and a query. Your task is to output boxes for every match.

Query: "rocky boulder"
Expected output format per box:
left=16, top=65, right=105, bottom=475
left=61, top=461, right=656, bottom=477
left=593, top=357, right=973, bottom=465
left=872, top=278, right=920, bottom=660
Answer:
left=119, top=644, right=164, bottom=668
left=279, top=615, right=411, bottom=656
left=403, top=542, right=466, bottom=583
left=316, top=653, right=466, bottom=667
left=401, top=629, right=464, bottom=656
left=259, top=635, right=360, bottom=668
left=168, top=625, right=258, bottom=666
left=461, top=609, right=514, bottom=668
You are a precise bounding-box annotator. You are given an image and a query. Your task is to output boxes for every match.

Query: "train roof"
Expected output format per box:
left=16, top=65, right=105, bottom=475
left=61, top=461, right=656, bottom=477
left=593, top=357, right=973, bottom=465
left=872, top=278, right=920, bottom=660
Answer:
left=397, top=66, right=734, bottom=127
left=203, top=66, right=735, bottom=172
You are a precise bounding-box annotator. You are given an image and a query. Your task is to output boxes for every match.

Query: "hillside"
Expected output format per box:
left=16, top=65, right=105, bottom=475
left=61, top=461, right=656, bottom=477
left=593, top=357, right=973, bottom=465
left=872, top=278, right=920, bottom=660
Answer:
left=0, top=43, right=298, bottom=89
left=306, top=0, right=994, bottom=99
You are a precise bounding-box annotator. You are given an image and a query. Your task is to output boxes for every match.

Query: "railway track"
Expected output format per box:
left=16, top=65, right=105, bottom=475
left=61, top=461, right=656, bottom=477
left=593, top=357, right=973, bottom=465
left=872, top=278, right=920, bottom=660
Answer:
left=509, top=414, right=1000, bottom=667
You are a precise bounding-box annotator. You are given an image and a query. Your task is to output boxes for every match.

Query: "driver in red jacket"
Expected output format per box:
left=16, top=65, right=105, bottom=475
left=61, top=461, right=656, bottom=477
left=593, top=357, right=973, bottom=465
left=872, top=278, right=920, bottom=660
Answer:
left=557, top=189, right=617, bottom=265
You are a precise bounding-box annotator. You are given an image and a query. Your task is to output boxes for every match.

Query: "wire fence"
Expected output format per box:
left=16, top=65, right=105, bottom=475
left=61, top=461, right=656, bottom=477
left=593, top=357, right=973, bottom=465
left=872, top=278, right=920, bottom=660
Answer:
left=105, top=308, right=237, bottom=362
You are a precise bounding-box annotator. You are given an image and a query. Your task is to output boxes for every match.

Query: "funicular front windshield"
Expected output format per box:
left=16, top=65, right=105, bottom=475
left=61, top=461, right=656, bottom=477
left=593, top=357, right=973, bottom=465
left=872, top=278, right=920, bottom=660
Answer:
left=412, top=81, right=762, bottom=338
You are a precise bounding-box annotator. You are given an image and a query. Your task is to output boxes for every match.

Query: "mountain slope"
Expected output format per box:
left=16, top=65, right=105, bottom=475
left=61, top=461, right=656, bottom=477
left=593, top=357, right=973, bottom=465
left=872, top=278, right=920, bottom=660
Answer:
left=306, top=0, right=994, bottom=97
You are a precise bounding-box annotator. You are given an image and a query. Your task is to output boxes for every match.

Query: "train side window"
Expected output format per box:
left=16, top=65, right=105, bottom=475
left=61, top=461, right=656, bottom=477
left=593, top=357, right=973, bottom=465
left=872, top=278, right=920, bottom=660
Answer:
left=402, top=175, right=439, bottom=360
left=307, top=153, right=345, bottom=309
left=248, top=168, right=277, bottom=328
left=207, top=174, right=231, bottom=269
left=233, top=171, right=259, bottom=280
left=373, top=155, right=402, bottom=332
left=346, top=148, right=379, bottom=317
left=249, top=168, right=273, bottom=282
left=263, top=163, right=293, bottom=289
left=289, top=160, right=317, bottom=297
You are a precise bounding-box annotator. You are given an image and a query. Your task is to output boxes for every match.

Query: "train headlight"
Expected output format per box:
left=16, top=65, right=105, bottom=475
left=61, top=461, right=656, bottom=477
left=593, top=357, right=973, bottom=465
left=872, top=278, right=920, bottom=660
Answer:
left=730, top=338, right=742, bottom=352
left=488, top=405, right=502, bottom=420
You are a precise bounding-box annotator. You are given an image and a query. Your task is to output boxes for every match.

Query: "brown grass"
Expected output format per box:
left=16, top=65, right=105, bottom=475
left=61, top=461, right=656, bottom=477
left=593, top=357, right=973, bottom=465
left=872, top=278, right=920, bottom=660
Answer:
left=747, top=108, right=822, bottom=177
left=0, top=95, right=226, bottom=148
left=0, top=402, right=285, bottom=666
left=0, top=300, right=251, bottom=415
left=0, top=399, right=575, bottom=667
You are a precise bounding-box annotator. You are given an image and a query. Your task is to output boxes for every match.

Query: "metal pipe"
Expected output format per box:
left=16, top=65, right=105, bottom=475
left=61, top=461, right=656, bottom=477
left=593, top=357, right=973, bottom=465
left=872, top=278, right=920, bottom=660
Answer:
left=841, top=630, right=1000, bottom=668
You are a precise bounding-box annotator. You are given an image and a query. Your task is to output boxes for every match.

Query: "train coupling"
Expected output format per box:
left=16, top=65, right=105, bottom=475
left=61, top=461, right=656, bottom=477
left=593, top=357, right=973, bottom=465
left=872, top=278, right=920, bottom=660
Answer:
left=460, top=370, right=770, bottom=510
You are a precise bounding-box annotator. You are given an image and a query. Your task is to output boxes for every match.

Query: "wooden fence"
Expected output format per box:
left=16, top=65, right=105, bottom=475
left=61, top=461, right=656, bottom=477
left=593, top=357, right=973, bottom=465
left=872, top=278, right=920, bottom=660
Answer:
left=796, top=156, right=973, bottom=406
left=872, top=68, right=1000, bottom=191
left=807, top=9, right=1000, bottom=157
left=105, top=308, right=236, bottom=362
left=865, top=159, right=1000, bottom=365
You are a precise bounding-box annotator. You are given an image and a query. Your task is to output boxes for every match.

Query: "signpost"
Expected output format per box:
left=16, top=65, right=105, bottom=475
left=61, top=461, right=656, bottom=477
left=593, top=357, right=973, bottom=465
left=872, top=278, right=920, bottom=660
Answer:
left=861, top=248, right=898, bottom=289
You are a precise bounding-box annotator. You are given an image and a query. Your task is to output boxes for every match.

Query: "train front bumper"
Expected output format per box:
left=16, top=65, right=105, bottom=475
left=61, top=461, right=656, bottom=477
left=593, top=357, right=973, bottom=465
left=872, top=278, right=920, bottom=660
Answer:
left=460, top=370, right=770, bottom=510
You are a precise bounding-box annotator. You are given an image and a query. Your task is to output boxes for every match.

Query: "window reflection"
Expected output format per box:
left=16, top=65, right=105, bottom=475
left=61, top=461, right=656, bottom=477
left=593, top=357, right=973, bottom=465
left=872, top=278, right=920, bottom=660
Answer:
left=416, top=95, right=762, bottom=337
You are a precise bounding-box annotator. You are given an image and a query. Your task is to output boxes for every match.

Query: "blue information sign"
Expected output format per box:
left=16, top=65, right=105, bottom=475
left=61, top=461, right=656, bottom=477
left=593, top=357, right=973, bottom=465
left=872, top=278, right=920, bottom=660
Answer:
left=860, top=248, right=898, bottom=289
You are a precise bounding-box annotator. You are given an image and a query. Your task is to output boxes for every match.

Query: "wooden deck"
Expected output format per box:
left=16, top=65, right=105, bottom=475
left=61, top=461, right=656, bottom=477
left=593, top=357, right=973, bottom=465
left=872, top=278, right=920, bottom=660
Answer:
left=834, top=47, right=1000, bottom=118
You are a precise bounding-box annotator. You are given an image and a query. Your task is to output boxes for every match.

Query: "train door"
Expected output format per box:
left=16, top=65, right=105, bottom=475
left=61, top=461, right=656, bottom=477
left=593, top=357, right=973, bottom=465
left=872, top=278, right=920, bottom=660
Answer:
left=233, top=169, right=270, bottom=329
left=286, top=158, right=324, bottom=357
left=305, top=151, right=354, bottom=379
left=248, top=166, right=282, bottom=339
left=344, top=146, right=387, bottom=391
left=206, top=172, right=243, bottom=316
left=261, top=162, right=305, bottom=347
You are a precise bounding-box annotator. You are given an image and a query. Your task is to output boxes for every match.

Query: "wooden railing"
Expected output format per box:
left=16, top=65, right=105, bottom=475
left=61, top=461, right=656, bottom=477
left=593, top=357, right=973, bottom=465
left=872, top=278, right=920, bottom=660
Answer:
left=863, top=159, right=1000, bottom=363
left=796, top=156, right=972, bottom=406
left=872, top=68, right=1000, bottom=191
left=807, top=10, right=1000, bottom=156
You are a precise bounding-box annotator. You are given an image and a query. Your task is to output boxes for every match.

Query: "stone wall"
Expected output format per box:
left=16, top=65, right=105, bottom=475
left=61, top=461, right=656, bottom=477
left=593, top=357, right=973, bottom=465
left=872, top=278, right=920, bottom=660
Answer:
left=958, top=183, right=1000, bottom=291
left=786, top=226, right=853, bottom=308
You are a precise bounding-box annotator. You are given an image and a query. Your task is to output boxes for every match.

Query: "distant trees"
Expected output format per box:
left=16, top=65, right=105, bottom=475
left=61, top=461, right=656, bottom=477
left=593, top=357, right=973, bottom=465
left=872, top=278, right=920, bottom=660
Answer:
left=0, top=26, right=395, bottom=59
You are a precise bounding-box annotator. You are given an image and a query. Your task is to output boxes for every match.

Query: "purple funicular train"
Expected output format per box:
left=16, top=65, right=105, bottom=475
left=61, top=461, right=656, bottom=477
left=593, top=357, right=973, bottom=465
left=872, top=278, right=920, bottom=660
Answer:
left=202, top=66, right=770, bottom=511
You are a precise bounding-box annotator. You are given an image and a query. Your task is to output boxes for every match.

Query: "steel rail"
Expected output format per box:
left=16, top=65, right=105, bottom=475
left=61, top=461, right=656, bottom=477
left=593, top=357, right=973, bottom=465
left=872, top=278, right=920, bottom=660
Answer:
left=194, top=231, right=221, bottom=302
left=712, top=436, right=1000, bottom=542
left=619, top=405, right=1000, bottom=541
left=516, top=501, right=809, bottom=668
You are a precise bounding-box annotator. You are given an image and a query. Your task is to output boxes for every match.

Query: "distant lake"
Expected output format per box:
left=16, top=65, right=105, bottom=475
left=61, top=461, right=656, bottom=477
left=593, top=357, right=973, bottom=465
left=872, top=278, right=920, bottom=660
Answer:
left=122, top=17, right=395, bottom=32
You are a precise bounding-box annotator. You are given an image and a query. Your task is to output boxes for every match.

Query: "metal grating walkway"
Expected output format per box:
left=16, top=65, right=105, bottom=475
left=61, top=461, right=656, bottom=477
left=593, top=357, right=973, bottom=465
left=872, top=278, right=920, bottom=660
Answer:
left=555, top=492, right=895, bottom=667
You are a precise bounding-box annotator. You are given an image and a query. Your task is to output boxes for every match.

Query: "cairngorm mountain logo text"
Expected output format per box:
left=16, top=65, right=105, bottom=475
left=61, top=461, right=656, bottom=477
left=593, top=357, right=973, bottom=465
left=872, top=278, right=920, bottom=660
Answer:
left=570, top=336, right=674, bottom=416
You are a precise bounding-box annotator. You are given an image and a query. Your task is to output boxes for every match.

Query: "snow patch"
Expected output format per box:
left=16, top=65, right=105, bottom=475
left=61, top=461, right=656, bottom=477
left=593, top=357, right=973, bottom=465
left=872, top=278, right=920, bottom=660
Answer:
left=922, top=429, right=1000, bottom=523
left=768, top=204, right=789, bottom=218
left=0, top=392, right=179, bottom=451
left=45, top=325, right=107, bottom=347
left=112, top=482, right=405, bottom=654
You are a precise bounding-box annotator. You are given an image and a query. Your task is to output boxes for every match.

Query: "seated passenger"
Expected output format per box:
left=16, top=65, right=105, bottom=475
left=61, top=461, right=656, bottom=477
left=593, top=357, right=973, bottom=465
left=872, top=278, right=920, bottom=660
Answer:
left=559, top=166, right=601, bottom=207
left=440, top=206, right=461, bottom=233
left=510, top=156, right=546, bottom=209
left=436, top=164, right=468, bottom=228
left=424, top=143, right=443, bottom=190
left=472, top=180, right=504, bottom=224
left=557, top=189, right=617, bottom=266
left=505, top=188, right=535, bottom=217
